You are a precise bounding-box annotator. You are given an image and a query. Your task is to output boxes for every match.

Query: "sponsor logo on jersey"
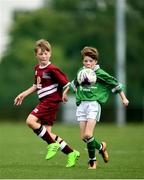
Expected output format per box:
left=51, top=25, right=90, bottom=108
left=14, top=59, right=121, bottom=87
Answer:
left=42, top=72, right=51, bottom=79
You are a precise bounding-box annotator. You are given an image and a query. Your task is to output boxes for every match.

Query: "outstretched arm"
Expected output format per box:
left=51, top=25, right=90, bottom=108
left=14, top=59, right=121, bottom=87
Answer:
left=119, top=91, right=129, bottom=106
left=14, top=85, right=37, bottom=106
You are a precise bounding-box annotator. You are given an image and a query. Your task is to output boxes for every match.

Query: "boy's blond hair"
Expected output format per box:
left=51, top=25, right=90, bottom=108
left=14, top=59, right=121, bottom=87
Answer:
left=34, top=39, right=51, bottom=53
left=81, top=46, right=99, bottom=61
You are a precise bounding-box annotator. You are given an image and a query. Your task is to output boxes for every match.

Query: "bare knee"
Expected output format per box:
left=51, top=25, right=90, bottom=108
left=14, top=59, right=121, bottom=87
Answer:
left=80, top=132, right=92, bottom=140
left=26, top=118, right=32, bottom=127
left=26, top=114, right=39, bottom=129
left=83, top=133, right=92, bottom=140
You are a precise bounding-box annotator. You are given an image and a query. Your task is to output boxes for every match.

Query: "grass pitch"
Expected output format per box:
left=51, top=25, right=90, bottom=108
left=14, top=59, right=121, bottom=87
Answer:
left=0, top=121, right=144, bottom=179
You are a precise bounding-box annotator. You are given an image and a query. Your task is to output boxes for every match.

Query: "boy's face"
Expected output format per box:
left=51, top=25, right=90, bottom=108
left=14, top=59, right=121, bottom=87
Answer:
left=36, top=48, right=51, bottom=66
left=83, top=56, right=97, bottom=69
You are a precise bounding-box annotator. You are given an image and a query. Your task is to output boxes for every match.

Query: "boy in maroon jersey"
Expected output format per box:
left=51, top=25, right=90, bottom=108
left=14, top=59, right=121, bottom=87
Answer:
left=14, top=39, right=80, bottom=167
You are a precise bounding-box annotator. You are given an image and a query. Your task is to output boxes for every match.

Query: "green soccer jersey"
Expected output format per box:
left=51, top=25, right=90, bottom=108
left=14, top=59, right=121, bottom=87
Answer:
left=70, top=65, right=123, bottom=106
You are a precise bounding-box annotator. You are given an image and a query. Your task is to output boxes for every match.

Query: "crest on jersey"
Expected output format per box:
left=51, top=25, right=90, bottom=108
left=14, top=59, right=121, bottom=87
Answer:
left=37, top=76, right=42, bottom=89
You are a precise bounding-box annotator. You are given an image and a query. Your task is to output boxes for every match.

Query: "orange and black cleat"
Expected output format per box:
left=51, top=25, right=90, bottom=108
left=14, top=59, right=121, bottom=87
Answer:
left=99, top=142, right=109, bottom=163
left=88, top=160, right=97, bottom=169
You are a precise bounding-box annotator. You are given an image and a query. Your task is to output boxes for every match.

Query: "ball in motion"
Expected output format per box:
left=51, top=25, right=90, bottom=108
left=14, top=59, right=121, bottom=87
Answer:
left=77, top=68, right=97, bottom=85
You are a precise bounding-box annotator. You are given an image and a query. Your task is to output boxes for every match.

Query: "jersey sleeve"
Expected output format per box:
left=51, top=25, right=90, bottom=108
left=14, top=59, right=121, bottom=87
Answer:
left=69, top=79, right=78, bottom=92
left=96, top=68, right=124, bottom=94
left=51, top=67, right=70, bottom=89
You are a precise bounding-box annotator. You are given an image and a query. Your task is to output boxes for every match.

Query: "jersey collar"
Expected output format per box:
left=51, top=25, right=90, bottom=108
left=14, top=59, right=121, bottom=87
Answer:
left=93, top=65, right=100, bottom=71
left=39, top=62, right=51, bottom=69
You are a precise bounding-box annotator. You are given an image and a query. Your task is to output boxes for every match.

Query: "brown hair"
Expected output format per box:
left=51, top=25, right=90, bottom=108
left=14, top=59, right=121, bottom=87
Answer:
left=34, top=39, right=51, bottom=53
left=81, top=46, right=99, bottom=61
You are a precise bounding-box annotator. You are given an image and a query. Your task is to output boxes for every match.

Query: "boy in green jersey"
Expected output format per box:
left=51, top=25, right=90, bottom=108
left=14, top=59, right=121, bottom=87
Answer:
left=63, top=46, right=129, bottom=169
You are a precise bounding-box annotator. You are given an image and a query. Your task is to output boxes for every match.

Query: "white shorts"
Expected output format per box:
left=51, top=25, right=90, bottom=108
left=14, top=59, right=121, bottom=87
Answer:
left=76, top=101, right=101, bottom=122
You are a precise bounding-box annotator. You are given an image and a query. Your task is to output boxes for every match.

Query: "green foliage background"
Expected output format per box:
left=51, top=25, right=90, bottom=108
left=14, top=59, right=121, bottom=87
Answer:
left=0, top=0, right=143, bottom=121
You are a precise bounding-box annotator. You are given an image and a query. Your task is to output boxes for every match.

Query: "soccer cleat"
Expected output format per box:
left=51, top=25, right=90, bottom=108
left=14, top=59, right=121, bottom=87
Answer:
left=66, top=150, right=80, bottom=168
left=88, top=160, right=97, bottom=169
left=45, top=142, right=60, bottom=160
left=99, top=142, right=109, bottom=163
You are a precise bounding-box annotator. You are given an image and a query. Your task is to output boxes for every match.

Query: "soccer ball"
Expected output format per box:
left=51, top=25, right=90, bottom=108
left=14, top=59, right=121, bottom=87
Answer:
left=77, top=68, right=97, bottom=85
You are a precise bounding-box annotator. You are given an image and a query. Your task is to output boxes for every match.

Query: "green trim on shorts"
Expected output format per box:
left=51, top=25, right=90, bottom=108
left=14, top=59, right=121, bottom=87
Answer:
left=96, top=101, right=101, bottom=122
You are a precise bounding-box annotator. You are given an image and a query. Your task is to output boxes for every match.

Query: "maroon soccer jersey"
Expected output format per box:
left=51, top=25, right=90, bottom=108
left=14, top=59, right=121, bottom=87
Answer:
left=34, top=63, right=69, bottom=102
left=31, top=63, right=69, bottom=125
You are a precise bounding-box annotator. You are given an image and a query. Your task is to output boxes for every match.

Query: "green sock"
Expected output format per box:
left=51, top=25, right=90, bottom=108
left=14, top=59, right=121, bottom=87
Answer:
left=93, top=138, right=102, bottom=150
left=87, top=137, right=96, bottom=159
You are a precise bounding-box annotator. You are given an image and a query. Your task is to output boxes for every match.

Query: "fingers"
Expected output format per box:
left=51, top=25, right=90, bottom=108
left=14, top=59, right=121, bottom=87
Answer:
left=14, top=96, right=23, bottom=106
